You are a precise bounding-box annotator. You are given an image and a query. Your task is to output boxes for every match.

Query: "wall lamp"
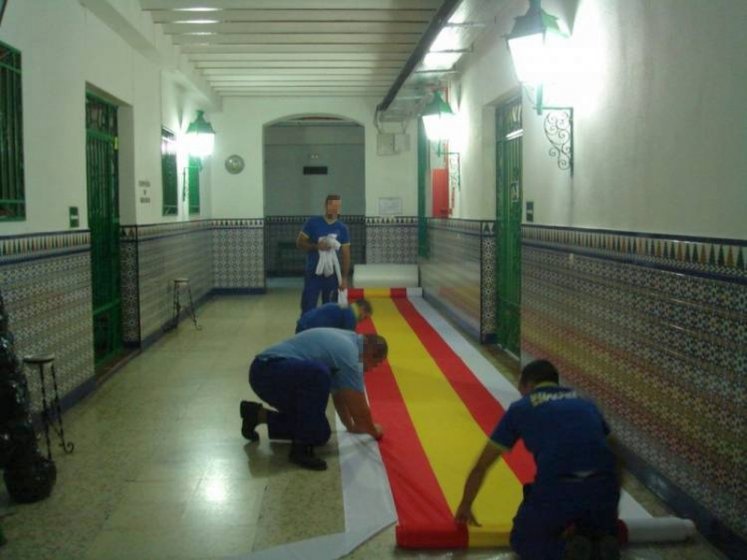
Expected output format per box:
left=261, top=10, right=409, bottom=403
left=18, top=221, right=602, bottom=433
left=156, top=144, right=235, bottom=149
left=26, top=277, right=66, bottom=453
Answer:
left=421, top=91, right=455, bottom=143
left=507, top=0, right=573, bottom=174
left=185, top=110, right=216, bottom=158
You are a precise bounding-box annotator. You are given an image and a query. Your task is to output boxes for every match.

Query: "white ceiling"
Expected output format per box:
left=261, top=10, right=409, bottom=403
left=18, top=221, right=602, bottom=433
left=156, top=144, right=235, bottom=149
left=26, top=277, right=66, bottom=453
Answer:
left=138, top=0, right=512, bottom=122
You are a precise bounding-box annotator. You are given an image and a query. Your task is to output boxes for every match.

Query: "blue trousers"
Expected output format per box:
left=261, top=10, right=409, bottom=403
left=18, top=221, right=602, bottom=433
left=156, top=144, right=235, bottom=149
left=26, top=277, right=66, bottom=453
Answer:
left=300, top=272, right=338, bottom=314
left=248, top=357, right=332, bottom=446
left=510, top=475, right=620, bottom=560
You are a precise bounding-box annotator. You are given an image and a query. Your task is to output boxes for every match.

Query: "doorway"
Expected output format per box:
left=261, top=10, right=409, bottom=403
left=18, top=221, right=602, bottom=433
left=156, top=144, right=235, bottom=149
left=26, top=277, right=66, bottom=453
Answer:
left=495, top=96, right=523, bottom=356
left=85, top=92, right=122, bottom=368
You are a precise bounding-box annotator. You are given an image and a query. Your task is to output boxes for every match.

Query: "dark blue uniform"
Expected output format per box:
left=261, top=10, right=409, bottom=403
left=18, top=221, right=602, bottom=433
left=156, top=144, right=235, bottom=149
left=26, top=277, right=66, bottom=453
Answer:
left=295, top=303, right=357, bottom=333
left=249, top=329, right=364, bottom=446
left=299, top=216, right=350, bottom=313
left=491, top=383, right=619, bottom=560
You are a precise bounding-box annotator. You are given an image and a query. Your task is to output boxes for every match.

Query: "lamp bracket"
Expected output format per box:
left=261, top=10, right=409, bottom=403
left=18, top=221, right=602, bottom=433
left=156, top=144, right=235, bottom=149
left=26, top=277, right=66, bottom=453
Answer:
left=543, top=107, right=573, bottom=175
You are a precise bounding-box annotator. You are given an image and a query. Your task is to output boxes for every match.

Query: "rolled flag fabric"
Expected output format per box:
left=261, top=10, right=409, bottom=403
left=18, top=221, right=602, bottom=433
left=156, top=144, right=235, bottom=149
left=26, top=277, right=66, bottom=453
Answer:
left=618, top=517, right=696, bottom=544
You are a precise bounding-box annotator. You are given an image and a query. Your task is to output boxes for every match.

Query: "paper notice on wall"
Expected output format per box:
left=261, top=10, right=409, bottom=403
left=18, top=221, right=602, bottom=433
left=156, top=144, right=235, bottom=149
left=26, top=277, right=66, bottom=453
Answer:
left=378, top=197, right=402, bottom=216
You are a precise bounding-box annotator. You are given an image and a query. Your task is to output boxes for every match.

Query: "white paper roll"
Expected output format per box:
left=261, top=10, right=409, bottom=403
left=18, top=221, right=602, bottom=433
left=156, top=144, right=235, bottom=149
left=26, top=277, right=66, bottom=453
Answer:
left=353, top=264, right=419, bottom=288
left=620, top=517, right=696, bottom=543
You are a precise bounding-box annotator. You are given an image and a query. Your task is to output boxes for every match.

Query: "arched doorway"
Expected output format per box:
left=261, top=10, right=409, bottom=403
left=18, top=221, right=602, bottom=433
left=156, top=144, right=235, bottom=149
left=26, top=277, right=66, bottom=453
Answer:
left=263, top=115, right=365, bottom=277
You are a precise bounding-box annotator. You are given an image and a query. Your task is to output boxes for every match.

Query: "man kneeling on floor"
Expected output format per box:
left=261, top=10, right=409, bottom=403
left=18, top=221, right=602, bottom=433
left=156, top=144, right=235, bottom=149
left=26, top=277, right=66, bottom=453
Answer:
left=295, top=298, right=372, bottom=333
left=455, top=359, right=621, bottom=560
left=240, top=328, right=388, bottom=471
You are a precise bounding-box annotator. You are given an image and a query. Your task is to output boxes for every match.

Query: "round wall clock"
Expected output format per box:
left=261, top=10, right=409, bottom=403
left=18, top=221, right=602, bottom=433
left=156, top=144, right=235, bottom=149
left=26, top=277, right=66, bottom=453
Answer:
left=225, top=154, right=245, bottom=174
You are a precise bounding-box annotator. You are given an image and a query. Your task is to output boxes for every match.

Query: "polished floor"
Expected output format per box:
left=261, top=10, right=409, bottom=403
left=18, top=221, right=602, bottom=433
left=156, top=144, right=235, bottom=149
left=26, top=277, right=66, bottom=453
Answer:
left=0, top=283, right=727, bottom=559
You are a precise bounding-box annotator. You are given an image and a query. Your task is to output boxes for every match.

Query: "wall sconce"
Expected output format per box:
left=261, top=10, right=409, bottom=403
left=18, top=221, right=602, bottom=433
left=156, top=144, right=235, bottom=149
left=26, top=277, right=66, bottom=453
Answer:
left=185, top=110, right=216, bottom=158
left=421, top=91, right=456, bottom=143
left=507, top=0, right=573, bottom=174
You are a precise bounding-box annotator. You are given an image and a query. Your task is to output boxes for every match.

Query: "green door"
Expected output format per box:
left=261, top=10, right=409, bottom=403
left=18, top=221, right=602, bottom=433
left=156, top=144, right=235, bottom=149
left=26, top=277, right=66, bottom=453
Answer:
left=495, top=96, right=523, bottom=356
left=85, top=93, right=122, bottom=367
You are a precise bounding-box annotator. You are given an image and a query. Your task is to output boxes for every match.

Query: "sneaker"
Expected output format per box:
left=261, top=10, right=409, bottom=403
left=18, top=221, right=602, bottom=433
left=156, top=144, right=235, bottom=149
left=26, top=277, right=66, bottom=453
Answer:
left=240, top=400, right=260, bottom=442
left=289, top=443, right=327, bottom=471
left=596, top=535, right=620, bottom=560
left=563, top=534, right=594, bottom=560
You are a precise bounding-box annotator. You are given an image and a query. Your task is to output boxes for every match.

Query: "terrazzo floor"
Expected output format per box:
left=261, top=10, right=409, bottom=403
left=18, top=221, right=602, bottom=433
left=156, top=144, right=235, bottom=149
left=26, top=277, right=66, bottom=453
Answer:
left=0, top=282, right=727, bottom=559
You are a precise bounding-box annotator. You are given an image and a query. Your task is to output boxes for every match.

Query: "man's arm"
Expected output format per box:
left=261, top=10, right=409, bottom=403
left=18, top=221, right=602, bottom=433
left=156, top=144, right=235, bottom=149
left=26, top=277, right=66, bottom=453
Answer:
left=296, top=232, right=317, bottom=252
left=339, top=244, right=351, bottom=290
left=454, top=442, right=505, bottom=526
left=333, top=388, right=382, bottom=439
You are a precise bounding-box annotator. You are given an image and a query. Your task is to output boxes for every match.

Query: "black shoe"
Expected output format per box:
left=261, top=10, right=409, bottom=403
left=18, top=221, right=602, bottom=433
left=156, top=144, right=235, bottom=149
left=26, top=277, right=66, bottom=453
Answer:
left=240, top=400, right=260, bottom=442
left=289, top=444, right=327, bottom=471
left=595, top=535, right=620, bottom=560
left=563, top=534, right=593, bottom=560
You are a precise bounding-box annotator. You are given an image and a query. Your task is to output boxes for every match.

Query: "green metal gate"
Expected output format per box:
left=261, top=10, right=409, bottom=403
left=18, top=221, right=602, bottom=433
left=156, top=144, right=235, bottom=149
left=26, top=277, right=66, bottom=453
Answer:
left=495, top=96, right=523, bottom=356
left=85, top=93, right=122, bottom=367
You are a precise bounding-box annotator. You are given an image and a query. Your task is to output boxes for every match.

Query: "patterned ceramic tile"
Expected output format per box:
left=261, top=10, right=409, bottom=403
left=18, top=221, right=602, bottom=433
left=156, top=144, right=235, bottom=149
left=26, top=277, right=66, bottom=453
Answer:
left=212, top=221, right=264, bottom=289
left=521, top=225, right=747, bottom=543
left=0, top=242, right=94, bottom=414
left=365, top=216, right=418, bottom=264
left=420, top=219, right=495, bottom=340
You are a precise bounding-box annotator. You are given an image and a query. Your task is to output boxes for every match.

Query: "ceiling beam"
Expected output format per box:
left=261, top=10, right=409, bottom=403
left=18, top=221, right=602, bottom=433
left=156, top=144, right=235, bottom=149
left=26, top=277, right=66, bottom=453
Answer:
left=162, top=22, right=427, bottom=34
left=378, top=0, right=462, bottom=111
left=150, top=9, right=435, bottom=24
left=172, top=33, right=421, bottom=45
left=140, top=0, right=442, bottom=10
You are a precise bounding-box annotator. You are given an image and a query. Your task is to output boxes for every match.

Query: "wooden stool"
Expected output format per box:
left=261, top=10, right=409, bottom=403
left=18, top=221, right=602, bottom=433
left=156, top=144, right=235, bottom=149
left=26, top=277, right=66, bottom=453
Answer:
left=22, top=354, right=74, bottom=458
left=170, top=278, right=200, bottom=330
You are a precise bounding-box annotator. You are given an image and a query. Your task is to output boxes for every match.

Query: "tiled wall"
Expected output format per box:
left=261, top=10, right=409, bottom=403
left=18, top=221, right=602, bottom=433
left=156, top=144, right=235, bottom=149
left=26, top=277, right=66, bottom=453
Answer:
left=521, top=225, right=747, bottom=543
left=365, top=216, right=418, bottom=264
left=0, top=232, right=95, bottom=413
left=122, top=220, right=266, bottom=346
left=420, top=219, right=497, bottom=342
left=212, top=219, right=265, bottom=290
left=264, top=215, right=365, bottom=276
left=128, top=222, right=213, bottom=344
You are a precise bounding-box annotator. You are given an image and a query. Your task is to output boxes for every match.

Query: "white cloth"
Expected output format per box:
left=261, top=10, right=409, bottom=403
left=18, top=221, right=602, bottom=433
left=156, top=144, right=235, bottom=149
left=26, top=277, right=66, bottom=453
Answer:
left=315, top=236, right=342, bottom=285
left=337, top=289, right=348, bottom=307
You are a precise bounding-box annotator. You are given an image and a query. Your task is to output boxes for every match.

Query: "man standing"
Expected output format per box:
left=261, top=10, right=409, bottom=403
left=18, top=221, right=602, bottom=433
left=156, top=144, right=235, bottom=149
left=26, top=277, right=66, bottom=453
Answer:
left=240, top=328, right=388, bottom=471
left=296, top=194, right=350, bottom=314
left=295, top=299, right=372, bottom=333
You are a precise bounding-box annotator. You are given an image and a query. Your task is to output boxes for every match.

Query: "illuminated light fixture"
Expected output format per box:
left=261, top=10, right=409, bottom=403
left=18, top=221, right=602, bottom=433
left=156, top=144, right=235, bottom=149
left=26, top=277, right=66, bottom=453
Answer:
left=507, top=0, right=574, bottom=174
left=421, top=91, right=455, bottom=143
left=185, top=110, right=216, bottom=157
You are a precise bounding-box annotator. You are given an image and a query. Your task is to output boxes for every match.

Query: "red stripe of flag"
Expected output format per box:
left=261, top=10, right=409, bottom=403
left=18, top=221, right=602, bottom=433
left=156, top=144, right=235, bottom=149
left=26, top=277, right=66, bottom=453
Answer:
left=359, top=317, right=468, bottom=548
left=393, top=298, right=536, bottom=484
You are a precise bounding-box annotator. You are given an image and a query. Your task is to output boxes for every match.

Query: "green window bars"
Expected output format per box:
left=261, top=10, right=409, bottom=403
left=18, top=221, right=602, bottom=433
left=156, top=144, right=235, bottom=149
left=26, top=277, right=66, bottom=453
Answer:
left=161, top=127, right=178, bottom=216
left=0, top=40, right=24, bottom=220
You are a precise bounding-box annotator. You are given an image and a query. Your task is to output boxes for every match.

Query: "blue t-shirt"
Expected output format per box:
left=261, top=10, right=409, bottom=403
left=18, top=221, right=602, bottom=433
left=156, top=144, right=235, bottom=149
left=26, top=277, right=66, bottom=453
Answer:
left=490, top=384, right=615, bottom=483
left=300, top=216, right=350, bottom=273
left=296, top=303, right=357, bottom=333
left=257, top=328, right=364, bottom=392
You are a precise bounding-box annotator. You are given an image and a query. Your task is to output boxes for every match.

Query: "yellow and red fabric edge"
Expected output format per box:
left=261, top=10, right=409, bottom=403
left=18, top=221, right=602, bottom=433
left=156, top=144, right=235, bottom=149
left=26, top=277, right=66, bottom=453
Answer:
left=351, top=290, right=536, bottom=549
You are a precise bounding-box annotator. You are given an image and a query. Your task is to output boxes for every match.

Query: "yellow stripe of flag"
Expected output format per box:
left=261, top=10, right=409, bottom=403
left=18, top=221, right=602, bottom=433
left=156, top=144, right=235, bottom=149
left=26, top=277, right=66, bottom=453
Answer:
left=372, top=298, right=522, bottom=546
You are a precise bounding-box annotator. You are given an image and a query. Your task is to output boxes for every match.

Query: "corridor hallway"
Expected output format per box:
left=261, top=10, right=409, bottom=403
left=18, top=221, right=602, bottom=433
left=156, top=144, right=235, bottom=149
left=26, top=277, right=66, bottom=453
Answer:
left=0, top=282, right=726, bottom=560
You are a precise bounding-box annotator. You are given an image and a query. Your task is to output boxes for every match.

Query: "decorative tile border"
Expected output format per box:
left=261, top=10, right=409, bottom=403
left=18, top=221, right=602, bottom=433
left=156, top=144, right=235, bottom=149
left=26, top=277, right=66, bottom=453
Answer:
left=521, top=225, right=747, bottom=546
left=0, top=230, right=91, bottom=261
left=523, top=225, right=747, bottom=279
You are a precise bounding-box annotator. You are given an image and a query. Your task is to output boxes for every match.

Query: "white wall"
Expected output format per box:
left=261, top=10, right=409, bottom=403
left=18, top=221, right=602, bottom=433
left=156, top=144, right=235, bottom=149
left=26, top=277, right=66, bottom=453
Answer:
left=264, top=125, right=365, bottom=215
left=208, top=97, right=417, bottom=219
left=0, top=0, right=214, bottom=234
left=448, top=0, right=747, bottom=239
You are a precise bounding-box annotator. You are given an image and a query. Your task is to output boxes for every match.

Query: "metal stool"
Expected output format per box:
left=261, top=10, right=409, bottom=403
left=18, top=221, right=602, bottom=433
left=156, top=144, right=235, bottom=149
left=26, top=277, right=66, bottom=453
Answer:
left=170, top=278, right=200, bottom=330
left=22, top=354, right=75, bottom=458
